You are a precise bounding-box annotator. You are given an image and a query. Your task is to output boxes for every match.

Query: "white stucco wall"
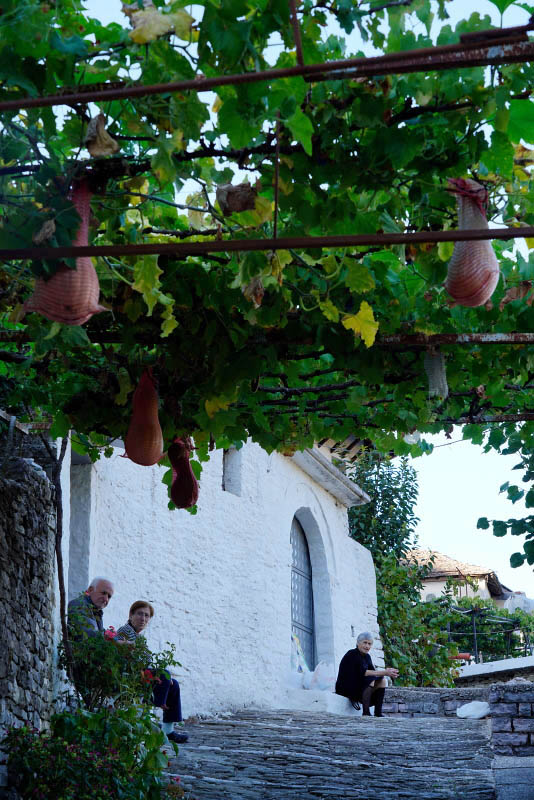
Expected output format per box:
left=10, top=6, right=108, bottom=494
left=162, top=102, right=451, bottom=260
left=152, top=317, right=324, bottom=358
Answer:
left=67, top=441, right=379, bottom=716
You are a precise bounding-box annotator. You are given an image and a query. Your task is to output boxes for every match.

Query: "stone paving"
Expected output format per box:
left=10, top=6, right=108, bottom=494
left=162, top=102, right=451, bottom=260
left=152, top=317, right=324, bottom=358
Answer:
left=167, top=709, right=496, bottom=799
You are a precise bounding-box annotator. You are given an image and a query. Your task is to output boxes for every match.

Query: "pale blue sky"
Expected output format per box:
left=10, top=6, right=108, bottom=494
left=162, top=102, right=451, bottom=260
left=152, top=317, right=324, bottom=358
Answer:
left=80, top=0, right=534, bottom=593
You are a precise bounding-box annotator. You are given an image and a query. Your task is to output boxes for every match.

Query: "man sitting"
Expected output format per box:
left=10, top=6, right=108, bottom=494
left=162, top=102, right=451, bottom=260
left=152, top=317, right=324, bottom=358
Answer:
left=67, top=576, right=114, bottom=640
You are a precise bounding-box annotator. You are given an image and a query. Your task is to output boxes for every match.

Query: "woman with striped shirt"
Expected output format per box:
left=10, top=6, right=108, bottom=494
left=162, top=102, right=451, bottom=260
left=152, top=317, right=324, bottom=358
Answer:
left=117, top=600, right=188, bottom=744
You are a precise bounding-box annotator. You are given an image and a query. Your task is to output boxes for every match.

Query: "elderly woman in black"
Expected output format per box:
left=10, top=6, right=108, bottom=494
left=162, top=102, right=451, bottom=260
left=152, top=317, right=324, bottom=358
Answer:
left=117, top=600, right=188, bottom=744
left=335, top=631, right=399, bottom=717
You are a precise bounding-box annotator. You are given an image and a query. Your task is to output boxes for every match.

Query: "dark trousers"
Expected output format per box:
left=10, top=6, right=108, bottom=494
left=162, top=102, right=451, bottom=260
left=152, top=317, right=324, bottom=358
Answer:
left=153, top=676, right=183, bottom=723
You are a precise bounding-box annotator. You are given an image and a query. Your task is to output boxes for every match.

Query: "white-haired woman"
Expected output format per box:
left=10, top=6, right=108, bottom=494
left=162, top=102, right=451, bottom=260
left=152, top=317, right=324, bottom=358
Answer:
left=335, top=632, right=398, bottom=717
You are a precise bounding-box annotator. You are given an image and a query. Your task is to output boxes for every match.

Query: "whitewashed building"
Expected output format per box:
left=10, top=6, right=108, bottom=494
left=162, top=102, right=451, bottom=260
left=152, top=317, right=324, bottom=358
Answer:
left=65, top=441, right=382, bottom=717
left=408, top=548, right=533, bottom=611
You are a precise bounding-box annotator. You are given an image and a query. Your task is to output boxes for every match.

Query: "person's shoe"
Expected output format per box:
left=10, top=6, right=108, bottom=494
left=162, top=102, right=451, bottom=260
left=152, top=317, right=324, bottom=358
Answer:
left=167, top=730, right=189, bottom=744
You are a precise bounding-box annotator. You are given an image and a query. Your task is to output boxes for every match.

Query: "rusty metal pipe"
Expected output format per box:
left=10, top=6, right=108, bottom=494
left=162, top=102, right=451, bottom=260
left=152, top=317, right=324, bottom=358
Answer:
left=377, top=333, right=534, bottom=347
left=1, top=225, right=533, bottom=261
left=0, top=26, right=532, bottom=111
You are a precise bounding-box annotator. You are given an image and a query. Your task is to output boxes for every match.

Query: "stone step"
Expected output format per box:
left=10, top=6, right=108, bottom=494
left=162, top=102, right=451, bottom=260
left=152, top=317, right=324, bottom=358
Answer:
left=168, top=709, right=496, bottom=800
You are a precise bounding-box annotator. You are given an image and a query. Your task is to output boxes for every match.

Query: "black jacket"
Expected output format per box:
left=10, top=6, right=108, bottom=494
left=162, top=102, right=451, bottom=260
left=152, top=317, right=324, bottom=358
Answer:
left=335, top=647, right=374, bottom=701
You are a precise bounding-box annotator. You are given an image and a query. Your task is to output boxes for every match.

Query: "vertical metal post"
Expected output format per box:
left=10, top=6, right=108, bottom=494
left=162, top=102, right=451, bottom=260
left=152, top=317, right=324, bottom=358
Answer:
left=472, top=610, right=479, bottom=663
left=289, top=0, right=304, bottom=66
left=273, top=113, right=281, bottom=240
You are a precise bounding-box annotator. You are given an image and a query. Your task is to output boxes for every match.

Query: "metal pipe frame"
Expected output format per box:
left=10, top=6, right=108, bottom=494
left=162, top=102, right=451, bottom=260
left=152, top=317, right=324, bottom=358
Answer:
left=1, top=225, right=533, bottom=261
left=0, top=24, right=532, bottom=112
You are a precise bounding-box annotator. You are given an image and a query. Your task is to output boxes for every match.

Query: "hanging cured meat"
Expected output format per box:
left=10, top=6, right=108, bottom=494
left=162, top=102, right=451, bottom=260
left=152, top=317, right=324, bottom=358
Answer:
left=124, top=368, right=164, bottom=466
left=168, top=437, right=199, bottom=509
left=24, top=180, right=106, bottom=325
left=444, top=177, right=500, bottom=307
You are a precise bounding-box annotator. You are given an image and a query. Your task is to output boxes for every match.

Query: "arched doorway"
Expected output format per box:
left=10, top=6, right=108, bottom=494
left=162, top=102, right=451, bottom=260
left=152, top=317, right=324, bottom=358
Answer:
left=291, top=517, right=316, bottom=671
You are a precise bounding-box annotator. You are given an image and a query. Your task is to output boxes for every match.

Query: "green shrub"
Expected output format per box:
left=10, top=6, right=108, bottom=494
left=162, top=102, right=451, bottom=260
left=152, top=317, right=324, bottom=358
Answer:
left=58, top=635, right=179, bottom=711
left=3, top=706, right=171, bottom=800
left=3, top=637, right=185, bottom=799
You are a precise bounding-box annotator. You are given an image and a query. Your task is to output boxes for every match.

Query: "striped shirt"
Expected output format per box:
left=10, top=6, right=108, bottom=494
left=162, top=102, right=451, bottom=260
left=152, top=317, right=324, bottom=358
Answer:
left=116, top=621, right=139, bottom=642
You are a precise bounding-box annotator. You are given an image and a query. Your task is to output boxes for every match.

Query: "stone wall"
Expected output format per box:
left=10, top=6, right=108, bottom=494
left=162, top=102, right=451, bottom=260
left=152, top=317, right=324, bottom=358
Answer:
left=490, top=681, right=534, bottom=756
left=382, top=685, right=489, bottom=717
left=456, top=665, right=534, bottom=687
left=0, top=460, right=56, bottom=791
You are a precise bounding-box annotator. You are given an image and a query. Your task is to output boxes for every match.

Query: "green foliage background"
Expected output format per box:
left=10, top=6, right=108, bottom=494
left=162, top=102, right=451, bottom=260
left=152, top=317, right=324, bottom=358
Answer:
left=348, top=455, right=458, bottom=686
left=2, top=0, right=534, bottom=552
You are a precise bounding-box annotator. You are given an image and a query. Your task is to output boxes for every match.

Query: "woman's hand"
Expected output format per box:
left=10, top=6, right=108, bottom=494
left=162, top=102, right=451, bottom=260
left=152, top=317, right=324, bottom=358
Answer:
left=384, top=667, right=399, bottom=678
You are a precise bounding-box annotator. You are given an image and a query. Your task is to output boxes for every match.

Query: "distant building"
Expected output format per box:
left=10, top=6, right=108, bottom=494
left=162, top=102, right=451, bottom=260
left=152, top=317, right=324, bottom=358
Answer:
left=407, top=548, right=523, bottom=610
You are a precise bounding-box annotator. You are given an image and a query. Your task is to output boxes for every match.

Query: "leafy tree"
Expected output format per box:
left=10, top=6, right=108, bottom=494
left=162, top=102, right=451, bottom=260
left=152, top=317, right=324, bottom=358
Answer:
left=478, top=436, right=534, bottom=572
left=348, top=455, right=457, bottom=686
left=2, top=0, right=534, bottom=523
left=348, top=454, right=419, bottom=558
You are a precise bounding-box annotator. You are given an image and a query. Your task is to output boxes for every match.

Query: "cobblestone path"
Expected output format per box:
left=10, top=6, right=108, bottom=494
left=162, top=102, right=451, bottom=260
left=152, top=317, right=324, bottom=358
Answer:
left=168, top=709, right=495, bottom=799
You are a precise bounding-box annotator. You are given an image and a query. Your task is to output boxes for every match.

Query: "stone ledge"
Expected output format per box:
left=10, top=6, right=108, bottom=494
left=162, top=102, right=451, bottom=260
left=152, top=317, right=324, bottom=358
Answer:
left=284, top=686, right=491, bottom=718
left=290, top=448, right=370, bottom=507
left=457, top=657, right=534, bottom=687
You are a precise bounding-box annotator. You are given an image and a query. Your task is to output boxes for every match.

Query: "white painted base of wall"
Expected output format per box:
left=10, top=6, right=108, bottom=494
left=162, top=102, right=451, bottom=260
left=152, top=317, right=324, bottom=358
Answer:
left=282, top=689, right=362, bottom=716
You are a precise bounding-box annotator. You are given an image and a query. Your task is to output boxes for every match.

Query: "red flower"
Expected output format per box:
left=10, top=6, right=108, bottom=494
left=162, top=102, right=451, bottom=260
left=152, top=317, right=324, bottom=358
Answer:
left=141, top=669, right=154, bottom=683
left=104, top=626, right=117, bottom=640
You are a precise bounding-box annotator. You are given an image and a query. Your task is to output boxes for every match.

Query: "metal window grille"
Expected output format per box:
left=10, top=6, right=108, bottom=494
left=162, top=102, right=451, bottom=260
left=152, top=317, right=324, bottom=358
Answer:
left=290, top=517, right=316, bottom=671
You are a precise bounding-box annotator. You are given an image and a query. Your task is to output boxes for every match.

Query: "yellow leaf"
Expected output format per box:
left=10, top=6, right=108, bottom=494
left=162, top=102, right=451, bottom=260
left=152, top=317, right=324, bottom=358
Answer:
left=127, top=178, right=149, bottom=206
left=299, top=253, right=320, bottom=266
left=133, top=255, right=162, bottom=316
left=278, top=175, right=293, bottom=195
left=186, top=191, right=206, bottom=228
left=268, top=249, right=292, bottom=284
left=170, top=129, right=184, bottom=150
left=251, top=195, right=272, bottom=225
left=169, top=9, right=194, bottom=40
left=161, top=303, right=178, bottom=338
left=437, top=241, right=454, bottom=262
left=320, top=254, right=338, bottom=274
left=212, top=95, right=223, bottom=113
left=126, top=5, right=194, bottom=44
left=319, top=298, right=340, bottom=322
left=128, top=7, right=174, bottom=43
left=526, top=238, right=534, bottom=250
left=276, top=249, right=292, bottom=268
left=342, top=301, right=378, bottom=348
left=205, top=396, right=232, bottom=418
left=125, top=176, right=148, bottom=191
